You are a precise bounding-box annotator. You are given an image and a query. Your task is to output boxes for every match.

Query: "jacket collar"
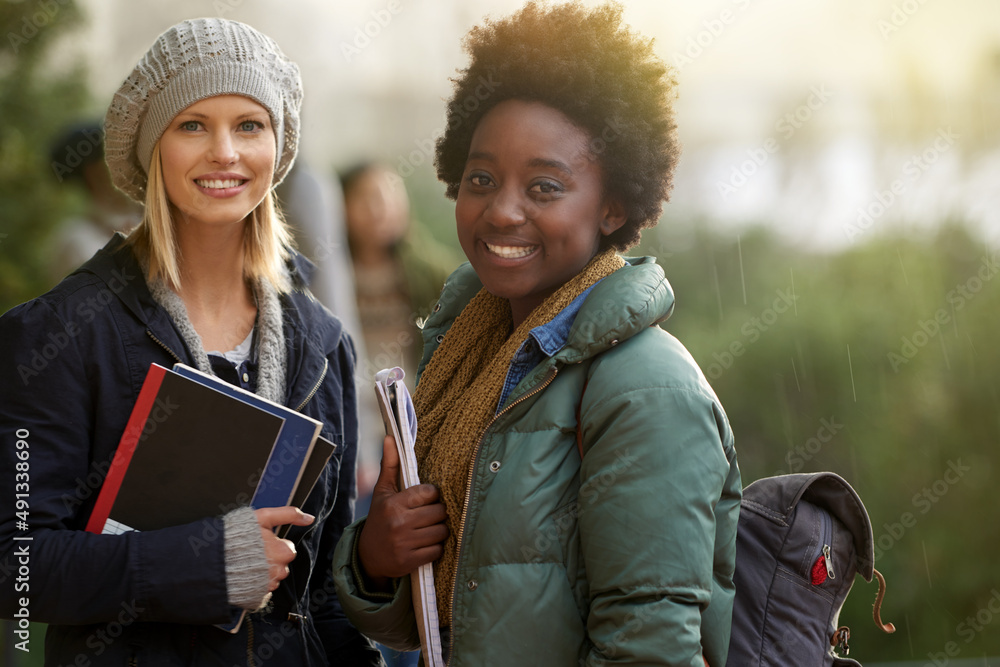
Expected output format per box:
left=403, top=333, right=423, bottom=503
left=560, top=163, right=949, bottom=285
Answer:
left=286, top=249, right=318, bottom=292
left=428, top=255, right=676, bottom=366
left=74, top=233, right=156, bottom=325
left=280, top=283, right=341, bottom=410
left=74, top=233, right=196, bottom=364
left=558, top=255, right=675, bottom=364
left=75, top=233, right=335, bottom=408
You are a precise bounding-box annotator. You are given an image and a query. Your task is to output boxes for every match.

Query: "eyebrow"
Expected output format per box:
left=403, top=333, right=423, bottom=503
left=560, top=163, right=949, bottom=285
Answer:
left=466, top=151, right=495, bottom=163
left=175, top=111, right=269, bottom=122
left=466, top=151, right=574, bottom=175
left=527, top=157, right=573, bottom=175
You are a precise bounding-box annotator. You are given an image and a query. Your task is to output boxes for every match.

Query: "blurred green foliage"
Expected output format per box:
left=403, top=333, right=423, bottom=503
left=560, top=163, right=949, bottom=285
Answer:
left=1, top=2, right=87, bottom=665
left=0, top=0, right=90, bottom=315
left=635, top=221, right=998, bottom=662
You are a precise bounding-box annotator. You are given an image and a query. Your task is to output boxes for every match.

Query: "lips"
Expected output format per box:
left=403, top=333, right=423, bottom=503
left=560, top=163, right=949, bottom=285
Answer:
left=191, top=173, right=251, bottom=198
left=484, top=242, right=538, bottom=259
left=195, top=178, right=247, bottom=189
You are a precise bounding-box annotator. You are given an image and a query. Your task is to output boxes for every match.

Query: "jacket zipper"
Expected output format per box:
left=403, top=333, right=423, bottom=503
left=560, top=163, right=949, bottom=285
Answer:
left=246, top=618, right=256, bottom=667
left=146, top=330, right=183, bottom=365
left=818, top=511, right=835, bottom=580
left=447, top=365, right=558, bottom=665
left=148, top=330, right=327, bottom=412
left=295, top=357, right=327, bottom=411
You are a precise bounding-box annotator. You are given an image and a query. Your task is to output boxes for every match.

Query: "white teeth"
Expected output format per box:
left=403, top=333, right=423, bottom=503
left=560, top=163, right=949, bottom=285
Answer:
left=486, top=243, right=536, bottom=259
left=195, top=179, right=244, bottom=189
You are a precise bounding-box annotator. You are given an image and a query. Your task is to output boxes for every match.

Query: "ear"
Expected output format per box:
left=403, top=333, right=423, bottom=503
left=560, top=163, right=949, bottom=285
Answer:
left=599, top=197, right=627, bottom=237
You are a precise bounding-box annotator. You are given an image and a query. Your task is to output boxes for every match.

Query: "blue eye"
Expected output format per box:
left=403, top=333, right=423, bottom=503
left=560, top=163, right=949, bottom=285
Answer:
left=180, top=121, right=200, bottom=131
left=240, top=120, right=262, bottom=132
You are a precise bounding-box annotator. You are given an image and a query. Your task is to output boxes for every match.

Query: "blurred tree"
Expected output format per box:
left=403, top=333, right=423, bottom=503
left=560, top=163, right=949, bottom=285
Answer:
left=0, top=0, right=90, bottom=314
left=1, top=3, right=88, bottom=665
left=639, top=221, right=999, bottom=662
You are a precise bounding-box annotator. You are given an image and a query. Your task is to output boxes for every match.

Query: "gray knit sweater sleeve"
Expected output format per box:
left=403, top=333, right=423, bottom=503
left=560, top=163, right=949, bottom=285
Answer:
left=222, top=507, right=272, bottom=610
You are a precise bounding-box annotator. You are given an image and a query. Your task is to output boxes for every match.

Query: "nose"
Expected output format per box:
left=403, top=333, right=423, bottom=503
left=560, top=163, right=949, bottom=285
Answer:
left=207, top=130, right=237, bottom=165
left=482, top=184, right=526, bottom=228
left=366, top=190, right=387, bottom=223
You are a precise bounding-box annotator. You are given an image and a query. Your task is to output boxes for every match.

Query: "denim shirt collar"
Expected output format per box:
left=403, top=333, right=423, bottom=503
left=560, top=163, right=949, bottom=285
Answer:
left=497, top=282, right=600, bottom=411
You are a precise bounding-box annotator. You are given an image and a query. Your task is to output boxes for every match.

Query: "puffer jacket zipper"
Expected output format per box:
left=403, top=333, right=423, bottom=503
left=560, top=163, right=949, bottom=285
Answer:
left=447, top=365, right=558, bottom=665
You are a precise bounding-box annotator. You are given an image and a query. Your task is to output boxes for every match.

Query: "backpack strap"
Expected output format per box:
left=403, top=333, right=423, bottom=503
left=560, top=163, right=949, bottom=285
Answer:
left=872, top=568, right=896, bottom=633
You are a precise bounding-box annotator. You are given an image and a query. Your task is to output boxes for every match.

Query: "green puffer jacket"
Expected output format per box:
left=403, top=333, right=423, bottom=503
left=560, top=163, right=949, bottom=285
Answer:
left=332, top=256, right=742, bottom=666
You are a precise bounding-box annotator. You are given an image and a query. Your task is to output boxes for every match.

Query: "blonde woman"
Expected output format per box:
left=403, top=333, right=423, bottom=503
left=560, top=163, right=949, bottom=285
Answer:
left=0, top=18, right=381, bottom=666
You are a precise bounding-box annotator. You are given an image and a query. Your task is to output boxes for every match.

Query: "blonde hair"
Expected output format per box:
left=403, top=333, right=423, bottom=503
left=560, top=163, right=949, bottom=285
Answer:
left=127, top=142, right=294, bottom=293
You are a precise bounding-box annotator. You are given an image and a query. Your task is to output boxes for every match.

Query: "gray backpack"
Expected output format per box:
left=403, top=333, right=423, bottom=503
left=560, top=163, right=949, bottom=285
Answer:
left=726, top=472, right=895, bottom=666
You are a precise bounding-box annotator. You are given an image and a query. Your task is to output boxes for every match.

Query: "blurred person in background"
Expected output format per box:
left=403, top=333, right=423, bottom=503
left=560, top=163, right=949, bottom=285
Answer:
left=46, top=121, right=142, bottom=281
left=341, top=163, right=458, bottom=667
left=277, top=159, right=363, bottom=338
left=341, top=162, right=458, bottom=509
left=0, top=18, right=381, bottom=666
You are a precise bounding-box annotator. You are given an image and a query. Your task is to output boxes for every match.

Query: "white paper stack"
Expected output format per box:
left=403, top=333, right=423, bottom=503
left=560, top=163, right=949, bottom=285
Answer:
left=374, top=367, right=445, bottom=667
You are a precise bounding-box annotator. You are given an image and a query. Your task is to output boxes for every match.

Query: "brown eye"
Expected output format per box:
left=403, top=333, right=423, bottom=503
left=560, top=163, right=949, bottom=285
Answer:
left=530, top=180, right=563, bottom=195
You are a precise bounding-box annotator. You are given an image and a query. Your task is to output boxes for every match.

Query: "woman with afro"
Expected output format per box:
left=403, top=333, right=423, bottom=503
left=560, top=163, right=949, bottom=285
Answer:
left=333, top=3, right=741, bottom=665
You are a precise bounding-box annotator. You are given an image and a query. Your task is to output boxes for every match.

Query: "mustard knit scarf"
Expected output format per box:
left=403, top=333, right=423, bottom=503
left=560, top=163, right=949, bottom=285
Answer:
left=413, top=249, right=626, bottom=626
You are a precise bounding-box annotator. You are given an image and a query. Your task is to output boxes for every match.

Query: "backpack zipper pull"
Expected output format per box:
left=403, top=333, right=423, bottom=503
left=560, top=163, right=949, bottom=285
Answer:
left=832, top=625, right=851, bottom=655
left=823, top=544, right=836, bottom=580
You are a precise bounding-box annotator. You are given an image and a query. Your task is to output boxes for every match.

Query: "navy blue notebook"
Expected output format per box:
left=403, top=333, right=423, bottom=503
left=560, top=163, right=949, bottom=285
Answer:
left=172, top=364, right=322, bottom=509
left=171, top=363, right=326, bottom=633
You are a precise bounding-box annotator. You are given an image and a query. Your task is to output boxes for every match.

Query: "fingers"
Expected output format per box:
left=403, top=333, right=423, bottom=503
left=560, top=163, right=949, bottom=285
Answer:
left=254, top=506, right=313, bottom=591
left=255, top=506, right=314, bottom=531
left=404, top=483, right=441, bottom=508
left=411, top=523, right=449, bottom=548
left=411, top=543, right=445, bottom=565
left=376, top=524, right=449, bottom=579
left=399, top=496, right=447, bottom=528
left=373, top=434, right=401, bottom=495
left=357, top=436, right=450, bottom=583
left=260, top=529, right=298, bottom=591
left=267, top=563, right=291, bottom=593
left=358, top=492, right=449, bottom=582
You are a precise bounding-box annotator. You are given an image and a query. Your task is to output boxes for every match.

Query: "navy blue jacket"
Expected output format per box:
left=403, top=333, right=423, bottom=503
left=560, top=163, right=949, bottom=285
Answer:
left=0, top=234, right=382, bottom=666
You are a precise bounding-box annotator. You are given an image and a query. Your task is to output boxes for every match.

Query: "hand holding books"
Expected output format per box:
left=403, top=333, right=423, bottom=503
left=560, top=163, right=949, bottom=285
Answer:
left=255, top=506, right=315, bottom=591
left=358, top=434, right=448, bottom=587
left=86, top=362, right=337, bottom=632
left=358, top=368, right=446, bottom=667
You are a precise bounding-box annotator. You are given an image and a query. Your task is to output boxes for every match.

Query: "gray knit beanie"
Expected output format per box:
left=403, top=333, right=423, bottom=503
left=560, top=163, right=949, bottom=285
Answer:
left=105, top=18, right=302, bottom=202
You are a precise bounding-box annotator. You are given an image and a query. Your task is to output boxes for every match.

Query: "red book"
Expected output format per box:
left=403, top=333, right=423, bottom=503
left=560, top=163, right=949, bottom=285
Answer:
left=86, top=363, right=284, bottom=534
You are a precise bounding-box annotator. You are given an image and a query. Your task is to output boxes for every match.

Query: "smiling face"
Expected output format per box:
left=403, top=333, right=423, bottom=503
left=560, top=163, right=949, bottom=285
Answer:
left=456, top=99, right=625, bottom=327
left=157, top=94, right=276, bottom=229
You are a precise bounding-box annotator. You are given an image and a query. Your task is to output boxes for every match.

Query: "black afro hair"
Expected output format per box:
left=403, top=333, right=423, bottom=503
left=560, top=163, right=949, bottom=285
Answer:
left=434, top=1, right=680, bottom=251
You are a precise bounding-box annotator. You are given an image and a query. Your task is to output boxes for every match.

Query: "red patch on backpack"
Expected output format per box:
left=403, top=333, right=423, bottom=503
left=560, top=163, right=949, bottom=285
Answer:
left=811, top=555, right=828, bottom=585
